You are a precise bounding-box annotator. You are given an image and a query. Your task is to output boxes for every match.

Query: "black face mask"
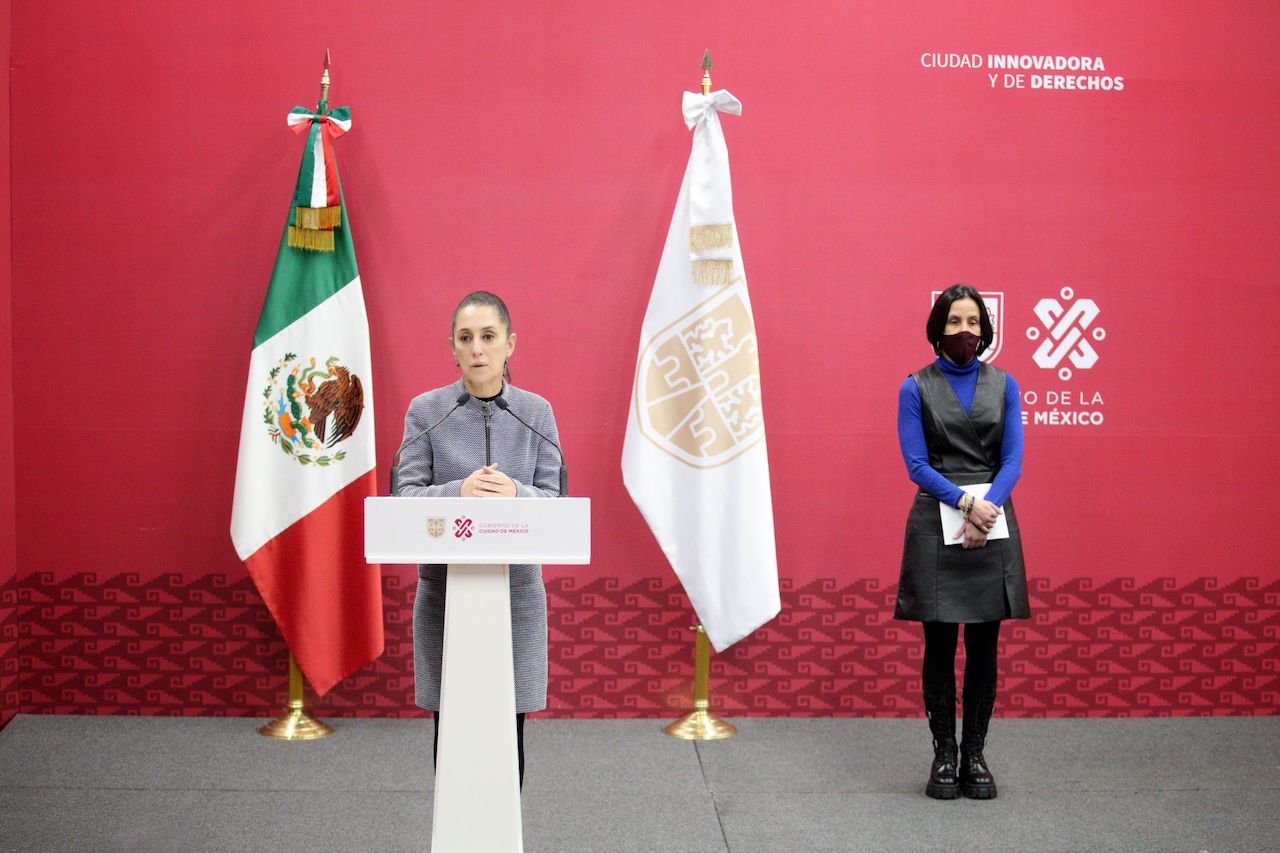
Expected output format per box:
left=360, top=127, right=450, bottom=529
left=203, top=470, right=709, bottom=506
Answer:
left=939, top=331, right=981, bottom=365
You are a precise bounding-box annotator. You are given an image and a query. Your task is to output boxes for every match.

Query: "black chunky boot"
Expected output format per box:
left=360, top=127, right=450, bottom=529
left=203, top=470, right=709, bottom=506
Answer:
left=959, top=688, right=997, bottom=799
left=923, top=688, right=960, bottom=800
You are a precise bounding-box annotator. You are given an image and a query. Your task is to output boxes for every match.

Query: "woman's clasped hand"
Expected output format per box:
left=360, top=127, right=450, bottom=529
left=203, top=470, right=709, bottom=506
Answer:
left=461, top=464, right=517, bottom=497
left=956, top=497, right=1002, bottom=549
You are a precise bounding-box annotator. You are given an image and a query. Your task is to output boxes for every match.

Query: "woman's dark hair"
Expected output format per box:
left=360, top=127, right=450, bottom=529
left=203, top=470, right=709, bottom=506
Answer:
left=452, top=290, right=514, bottom=380
left=452, top=290, right=512, bottom=336
left=926, top=284, right=993, bottom=355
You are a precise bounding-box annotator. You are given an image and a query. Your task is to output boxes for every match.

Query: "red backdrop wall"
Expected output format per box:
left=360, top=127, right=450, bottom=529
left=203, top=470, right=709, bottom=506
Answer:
left=1, top=0, right=17, bottom=728
left=7, top=1, right=1278, bottom=720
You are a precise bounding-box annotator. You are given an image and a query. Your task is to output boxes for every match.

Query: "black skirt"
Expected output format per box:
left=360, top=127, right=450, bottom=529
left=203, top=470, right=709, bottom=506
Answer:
left=894, top=490, right=1030, bottom=623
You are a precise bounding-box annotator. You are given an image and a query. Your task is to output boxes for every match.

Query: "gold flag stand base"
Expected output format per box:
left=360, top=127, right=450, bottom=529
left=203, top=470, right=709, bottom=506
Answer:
left=258, top=702, right=334, bottom=740
left=663, top=707, right=737, bottom=740
left=259, top=654, right=333, bottom=740
left=663, top=625, right=736, bottom=740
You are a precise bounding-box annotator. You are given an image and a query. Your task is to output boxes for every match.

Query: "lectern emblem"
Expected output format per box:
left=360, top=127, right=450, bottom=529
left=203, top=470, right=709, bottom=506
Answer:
left=453, top=517, right=474, bottom=539
left=426, top=517, right=445, bottom=539
left=633, top=287, right=764, bottom=468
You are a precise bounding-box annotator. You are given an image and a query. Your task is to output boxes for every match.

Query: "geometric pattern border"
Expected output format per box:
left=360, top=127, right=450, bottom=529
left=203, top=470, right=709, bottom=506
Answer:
left=1, top=570, right=16, bottom=727
left=8, top=571, right=1278, bottom=719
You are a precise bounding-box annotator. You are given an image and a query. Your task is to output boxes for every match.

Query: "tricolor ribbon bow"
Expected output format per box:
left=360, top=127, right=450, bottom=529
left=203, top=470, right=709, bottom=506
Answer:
left=284, top=105, right=352, bottom=252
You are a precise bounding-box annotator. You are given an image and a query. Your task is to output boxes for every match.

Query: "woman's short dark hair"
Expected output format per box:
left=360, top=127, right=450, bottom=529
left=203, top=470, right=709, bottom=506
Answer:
left=926, top=284, right=993, bottom=355
left=451, top=290, right=512, bottom=336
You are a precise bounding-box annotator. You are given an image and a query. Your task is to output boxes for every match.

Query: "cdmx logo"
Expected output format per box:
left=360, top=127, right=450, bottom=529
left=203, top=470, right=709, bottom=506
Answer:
left=453, top=517, right=474, bottom=539
left=1026, top=286, right=1106, bottom=381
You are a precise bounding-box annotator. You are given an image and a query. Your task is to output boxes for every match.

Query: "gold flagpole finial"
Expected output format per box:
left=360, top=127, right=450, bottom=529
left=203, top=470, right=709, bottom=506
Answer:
left=700, top=49, right=712, bottom=95
left=319, top=49, right=332, bottom=109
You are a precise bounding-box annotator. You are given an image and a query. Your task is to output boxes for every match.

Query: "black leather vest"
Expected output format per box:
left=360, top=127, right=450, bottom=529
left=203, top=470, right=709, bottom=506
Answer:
left=894, top=360, right=1030, bottom=623
left=914, top=363, right=1006, bottom=485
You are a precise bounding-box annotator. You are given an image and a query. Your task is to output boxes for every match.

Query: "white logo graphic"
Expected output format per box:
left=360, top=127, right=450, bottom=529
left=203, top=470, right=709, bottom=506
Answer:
left=932, top=291, right=1003, bottom=363
left=1025, top=287, right=1105, bottom=380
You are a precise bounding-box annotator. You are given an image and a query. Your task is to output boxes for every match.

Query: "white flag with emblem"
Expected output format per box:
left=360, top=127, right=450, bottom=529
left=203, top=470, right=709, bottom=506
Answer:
left=621, top=89, right=780, bottom=651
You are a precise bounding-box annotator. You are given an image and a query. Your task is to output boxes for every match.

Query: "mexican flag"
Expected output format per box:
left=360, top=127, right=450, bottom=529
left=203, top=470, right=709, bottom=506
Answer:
left=230, top=103, right=383, bottom=696
left=621, top=89, right=780, bottom=651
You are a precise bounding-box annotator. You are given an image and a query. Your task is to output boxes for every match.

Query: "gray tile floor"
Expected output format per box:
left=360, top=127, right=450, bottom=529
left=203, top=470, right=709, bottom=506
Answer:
left=0, top=714, right=1276, bottom=852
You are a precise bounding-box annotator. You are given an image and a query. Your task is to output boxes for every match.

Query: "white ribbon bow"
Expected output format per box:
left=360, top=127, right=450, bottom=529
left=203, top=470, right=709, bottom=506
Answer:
left=682, top=90, right=742, bottom=129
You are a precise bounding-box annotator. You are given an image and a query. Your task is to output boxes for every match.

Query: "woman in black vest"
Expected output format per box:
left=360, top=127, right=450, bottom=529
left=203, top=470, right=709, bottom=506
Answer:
left=895, top=284, right=1030, bottom=800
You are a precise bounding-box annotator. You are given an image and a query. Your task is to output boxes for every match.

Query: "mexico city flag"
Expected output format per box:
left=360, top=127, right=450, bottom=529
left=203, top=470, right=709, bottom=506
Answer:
left=230, top=103, right=383, bottom=696
left=621, top=90, right=780, bottom=651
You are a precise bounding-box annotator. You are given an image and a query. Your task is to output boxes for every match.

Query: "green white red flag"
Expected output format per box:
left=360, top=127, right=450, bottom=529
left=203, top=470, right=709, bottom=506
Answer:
left=230, top=103, right=383, bottom=695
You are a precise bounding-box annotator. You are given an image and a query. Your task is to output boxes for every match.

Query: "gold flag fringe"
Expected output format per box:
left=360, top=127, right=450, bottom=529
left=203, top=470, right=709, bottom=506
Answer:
left=295, top=206, right=342, bottom=230
left=690, top=224, right=733, bottom=250
left=692, top=259, right=733, bottom=285
left=288, top=226, right=336, bottom=252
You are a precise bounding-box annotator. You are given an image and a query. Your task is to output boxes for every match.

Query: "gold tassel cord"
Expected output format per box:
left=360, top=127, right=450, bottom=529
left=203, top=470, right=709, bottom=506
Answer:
left=692, top=259, right=734, bottom=285
left=690, top=224, right=733, bottom=250
left=288, top=226, right=336, bottom=252
left=295, top=205, right=342, bottom=230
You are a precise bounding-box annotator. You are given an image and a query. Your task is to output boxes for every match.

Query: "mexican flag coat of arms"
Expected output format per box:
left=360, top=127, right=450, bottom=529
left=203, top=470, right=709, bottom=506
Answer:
left=230, top=100, right=384, bottom=695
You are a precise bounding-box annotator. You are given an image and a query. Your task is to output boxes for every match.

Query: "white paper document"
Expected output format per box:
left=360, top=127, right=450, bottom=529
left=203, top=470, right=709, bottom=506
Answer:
left=939, top=483, right=1009, bottom=545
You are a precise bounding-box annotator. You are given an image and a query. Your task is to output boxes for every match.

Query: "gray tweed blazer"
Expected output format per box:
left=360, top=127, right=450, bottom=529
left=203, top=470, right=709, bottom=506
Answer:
left=396, top=379, right=562, bottom=713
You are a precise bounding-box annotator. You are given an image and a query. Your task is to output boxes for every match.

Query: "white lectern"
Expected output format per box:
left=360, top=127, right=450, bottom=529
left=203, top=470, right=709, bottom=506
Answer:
left=365, top=496, right=590, bottom=853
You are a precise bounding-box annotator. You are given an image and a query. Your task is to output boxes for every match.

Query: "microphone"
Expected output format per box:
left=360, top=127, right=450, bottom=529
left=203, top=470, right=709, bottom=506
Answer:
left=493, top=396, right=568, bottom=496
left=389, top=391, right=470, bottom=495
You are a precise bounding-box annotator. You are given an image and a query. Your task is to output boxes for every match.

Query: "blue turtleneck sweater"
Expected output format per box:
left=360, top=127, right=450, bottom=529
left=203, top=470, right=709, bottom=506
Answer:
left=897, top=357, right=1023, bottom=508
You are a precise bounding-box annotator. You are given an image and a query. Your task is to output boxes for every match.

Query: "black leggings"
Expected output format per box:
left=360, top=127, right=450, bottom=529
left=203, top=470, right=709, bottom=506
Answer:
left=433, top=711, right=527, bottom=788
left=922, top=621, right=1001, bottom=696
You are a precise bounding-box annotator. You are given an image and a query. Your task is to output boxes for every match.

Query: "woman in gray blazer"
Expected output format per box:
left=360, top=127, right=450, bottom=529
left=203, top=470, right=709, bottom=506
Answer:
left=395, top=290, right=564, bottom=786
